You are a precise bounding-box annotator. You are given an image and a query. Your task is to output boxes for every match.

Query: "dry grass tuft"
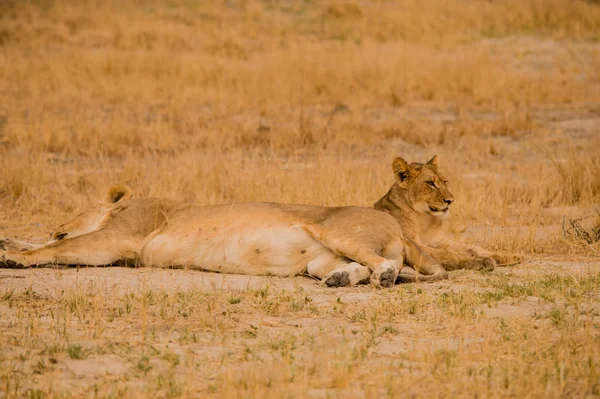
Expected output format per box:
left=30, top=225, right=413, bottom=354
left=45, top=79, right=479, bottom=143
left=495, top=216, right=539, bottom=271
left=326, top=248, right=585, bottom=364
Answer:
left=553, top=154, right=600, bottom=205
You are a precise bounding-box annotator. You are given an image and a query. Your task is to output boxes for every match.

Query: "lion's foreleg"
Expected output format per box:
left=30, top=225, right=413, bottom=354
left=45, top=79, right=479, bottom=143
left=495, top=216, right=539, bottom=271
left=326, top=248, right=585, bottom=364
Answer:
left=402, top=240, right=449, bottom=281
left=0, top=237, right=49, bottom=252
left=447, top=241, right=522, bottom=266
left=408, top=240, right=494, bottom=272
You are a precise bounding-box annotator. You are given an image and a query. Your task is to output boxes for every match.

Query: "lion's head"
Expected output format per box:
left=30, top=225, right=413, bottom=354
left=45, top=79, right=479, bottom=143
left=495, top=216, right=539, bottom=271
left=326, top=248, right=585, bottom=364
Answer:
left=392, top=155, right=454, bottom=218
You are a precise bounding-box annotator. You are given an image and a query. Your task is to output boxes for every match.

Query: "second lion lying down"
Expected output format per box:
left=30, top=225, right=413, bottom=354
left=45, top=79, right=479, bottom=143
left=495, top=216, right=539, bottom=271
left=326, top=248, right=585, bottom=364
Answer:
left=0, top=156, right=520, bottom=287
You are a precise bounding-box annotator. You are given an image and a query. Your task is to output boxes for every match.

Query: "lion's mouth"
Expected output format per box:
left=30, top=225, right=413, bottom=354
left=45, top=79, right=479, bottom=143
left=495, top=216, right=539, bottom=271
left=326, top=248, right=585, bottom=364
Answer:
left=429, top=206, right=449, bottom=213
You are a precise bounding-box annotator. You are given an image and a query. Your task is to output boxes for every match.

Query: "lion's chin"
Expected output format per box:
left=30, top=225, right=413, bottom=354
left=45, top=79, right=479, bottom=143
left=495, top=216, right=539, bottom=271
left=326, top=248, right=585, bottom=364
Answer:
left=428, top=206, right=450, bottom=218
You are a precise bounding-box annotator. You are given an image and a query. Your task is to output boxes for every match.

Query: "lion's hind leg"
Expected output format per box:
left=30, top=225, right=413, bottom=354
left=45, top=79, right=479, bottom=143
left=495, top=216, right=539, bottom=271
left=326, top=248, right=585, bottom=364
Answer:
left=306, top=250, right=371, bottom=288
left=322, top=263, right=372, bottom=288
left=0, top=237, right=47, bottom=252
left=0, top=230, right=139, bottom=268
left=304, top=223, right=403, bottom=288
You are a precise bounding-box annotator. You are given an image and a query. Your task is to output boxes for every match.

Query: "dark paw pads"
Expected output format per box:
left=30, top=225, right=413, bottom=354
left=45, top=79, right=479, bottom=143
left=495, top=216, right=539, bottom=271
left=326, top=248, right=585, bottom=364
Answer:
left=0, top=258, right=25, bottom=269
left=324, top=271, right=350, bottom=287
left=379, top=267, right=396, bottom=288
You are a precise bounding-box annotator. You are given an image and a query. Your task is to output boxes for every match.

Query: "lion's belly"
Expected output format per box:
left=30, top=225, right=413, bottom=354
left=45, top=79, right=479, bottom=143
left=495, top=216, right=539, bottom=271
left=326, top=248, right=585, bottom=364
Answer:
left=140, top=218, right=328, bottom=276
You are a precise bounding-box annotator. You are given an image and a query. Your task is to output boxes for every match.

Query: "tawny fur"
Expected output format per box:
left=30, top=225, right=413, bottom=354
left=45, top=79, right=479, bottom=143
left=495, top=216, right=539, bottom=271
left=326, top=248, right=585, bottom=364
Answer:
left=374, top=155, right=521, bottom=277
left=0, top=156, right=520, bottom=287
left=0, top=189, right=412, bottom=287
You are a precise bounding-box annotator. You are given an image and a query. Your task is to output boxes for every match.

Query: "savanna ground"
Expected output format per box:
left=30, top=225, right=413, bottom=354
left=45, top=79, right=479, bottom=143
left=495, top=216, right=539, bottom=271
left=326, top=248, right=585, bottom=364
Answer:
left=1, top=0, right=600, bottom=397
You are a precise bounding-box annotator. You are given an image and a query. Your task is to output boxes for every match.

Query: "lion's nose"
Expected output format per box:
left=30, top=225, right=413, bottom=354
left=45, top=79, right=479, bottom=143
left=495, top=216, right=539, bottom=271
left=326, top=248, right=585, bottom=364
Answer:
left=444, top=198, right=454, bottom=205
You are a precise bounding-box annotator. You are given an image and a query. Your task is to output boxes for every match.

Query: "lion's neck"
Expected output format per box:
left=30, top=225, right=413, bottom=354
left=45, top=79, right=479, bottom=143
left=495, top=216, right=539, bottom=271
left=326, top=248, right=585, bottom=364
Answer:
left=373, top=185, right=444, bottom=242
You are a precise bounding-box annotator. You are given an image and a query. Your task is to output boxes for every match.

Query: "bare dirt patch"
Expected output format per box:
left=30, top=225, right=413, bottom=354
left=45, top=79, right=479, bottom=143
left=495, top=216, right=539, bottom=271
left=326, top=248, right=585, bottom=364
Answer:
left=1, top=261, right=599, bottom=397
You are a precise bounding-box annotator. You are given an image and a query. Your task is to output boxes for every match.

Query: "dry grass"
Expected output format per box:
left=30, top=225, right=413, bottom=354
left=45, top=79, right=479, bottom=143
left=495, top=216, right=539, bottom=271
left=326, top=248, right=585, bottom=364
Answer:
left=1, top=0, right=600, bottom=397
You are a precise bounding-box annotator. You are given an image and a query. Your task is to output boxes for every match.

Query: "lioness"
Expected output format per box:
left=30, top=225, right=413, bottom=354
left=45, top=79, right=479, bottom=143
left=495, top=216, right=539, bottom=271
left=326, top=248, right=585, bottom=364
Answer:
left=374, top=155, right=521, bottom=272
left=0, top=156, right=518, bottom=286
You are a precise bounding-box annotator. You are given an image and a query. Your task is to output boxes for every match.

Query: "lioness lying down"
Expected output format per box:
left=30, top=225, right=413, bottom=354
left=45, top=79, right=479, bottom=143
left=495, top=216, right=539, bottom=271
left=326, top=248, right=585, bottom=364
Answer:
left=0, top=156, right=519, bottom=287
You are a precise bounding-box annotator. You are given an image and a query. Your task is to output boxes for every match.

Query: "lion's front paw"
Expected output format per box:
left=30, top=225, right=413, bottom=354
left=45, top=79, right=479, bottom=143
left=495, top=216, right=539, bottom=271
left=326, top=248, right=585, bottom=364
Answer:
left=462, top=257, right=495, bottom=272
left=493, top=252, right=522, bottom=266
left=370, top=261, right=398, bottom=288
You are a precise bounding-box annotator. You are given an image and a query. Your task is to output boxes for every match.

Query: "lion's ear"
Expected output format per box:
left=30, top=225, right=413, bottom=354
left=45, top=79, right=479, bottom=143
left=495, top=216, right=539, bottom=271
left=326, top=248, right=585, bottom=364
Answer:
left=103, top=184, right=133, bottom=204
left=427, top=155, right=439, bottom=167
left=392, top=157, right=413, bottom=186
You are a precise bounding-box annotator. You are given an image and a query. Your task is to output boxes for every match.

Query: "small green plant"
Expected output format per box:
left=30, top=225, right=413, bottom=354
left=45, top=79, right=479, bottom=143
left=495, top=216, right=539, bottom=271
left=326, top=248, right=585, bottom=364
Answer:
left=407, top=299, right=419, bottom=315
left=162, top=352, right=180, bottom=367
left=252, top=287, right=269, bottom=298
left=67, top=344, right=88, bottom=360
left=547, top=307, right=564, bottom=327
left=381, top=325, right=398, bottom=334
left=137, top=355, right=153, bottom=375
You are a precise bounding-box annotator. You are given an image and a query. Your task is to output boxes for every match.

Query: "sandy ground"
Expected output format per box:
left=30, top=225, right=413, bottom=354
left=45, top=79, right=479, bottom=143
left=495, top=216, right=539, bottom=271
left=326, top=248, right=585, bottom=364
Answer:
left=1, top=257, right=599, bottom=398
left=2, top=258, right=600, bottom=296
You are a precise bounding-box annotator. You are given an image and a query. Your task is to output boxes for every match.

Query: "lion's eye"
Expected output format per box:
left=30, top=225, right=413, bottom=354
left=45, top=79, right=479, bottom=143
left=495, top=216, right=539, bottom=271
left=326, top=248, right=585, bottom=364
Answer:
left=443, top=180, right=449, bottom=184
left=426, top=181, right=436, bottom=188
